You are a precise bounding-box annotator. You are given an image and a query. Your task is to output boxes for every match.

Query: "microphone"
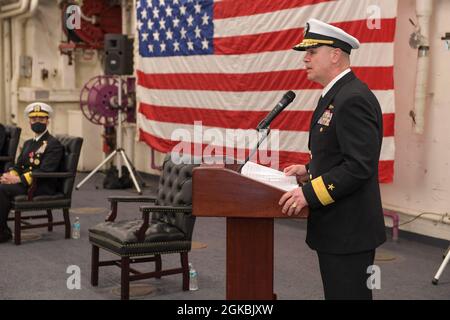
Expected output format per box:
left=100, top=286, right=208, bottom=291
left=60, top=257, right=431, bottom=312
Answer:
left=256, top=91, right=296, bottom=130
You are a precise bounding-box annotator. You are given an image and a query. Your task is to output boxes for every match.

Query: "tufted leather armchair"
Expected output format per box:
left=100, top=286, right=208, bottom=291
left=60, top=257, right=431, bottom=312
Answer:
left=8, top=135, right=83, bottom=245
left=89, top=154, right=198, bottom=300
left=0, top=125, right=22, bottom=174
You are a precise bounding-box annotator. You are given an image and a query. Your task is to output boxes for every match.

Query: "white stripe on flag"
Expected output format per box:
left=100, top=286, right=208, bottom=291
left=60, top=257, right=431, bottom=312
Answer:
left=137, top=87, right=395, bottom=113
left=137, top=43, right=394, bottom=75
left=214, top=0, right=397, bottom=37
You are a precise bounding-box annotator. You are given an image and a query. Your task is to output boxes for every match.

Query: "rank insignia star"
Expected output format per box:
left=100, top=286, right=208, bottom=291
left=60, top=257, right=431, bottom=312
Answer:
left=328, top=184, right=335, bottom=191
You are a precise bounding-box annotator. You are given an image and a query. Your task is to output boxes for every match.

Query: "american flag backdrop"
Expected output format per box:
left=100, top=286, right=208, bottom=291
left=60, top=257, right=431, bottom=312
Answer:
left=135, top=0, right=397, bottom=183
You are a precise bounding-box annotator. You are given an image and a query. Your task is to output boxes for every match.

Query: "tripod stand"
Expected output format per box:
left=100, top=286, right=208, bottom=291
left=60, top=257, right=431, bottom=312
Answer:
left=432, top=245, right=450, bottom=285
left=75, top=76, right=145, bottom=194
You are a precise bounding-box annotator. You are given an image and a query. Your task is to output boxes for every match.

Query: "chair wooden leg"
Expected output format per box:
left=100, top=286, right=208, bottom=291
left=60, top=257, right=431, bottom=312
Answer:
left=91, top=245, right=99, bottom=286
left=155, top=254, right=162, bottom=279
left=180, top=252, right=189, bottom=291
left=14, top=210, right=21, bottom=245
left=121, top=257, right=130, bottom=300
left=63, top=208, right=71, bottom=239
left=47, top=210, right=53, bottom=232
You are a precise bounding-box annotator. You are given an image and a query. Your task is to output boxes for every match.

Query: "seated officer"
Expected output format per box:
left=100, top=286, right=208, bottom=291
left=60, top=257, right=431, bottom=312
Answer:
left=0, top=103, right=64, bottom=243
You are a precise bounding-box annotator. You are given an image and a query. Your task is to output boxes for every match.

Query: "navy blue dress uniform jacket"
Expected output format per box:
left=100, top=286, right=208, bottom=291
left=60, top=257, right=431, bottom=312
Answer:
left=9, top=131, right=64, bottom=196
left=301, top=71, right=386, bottom=254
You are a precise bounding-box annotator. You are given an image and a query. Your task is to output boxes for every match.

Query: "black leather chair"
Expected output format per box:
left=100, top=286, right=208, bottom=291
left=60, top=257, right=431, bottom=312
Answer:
left=89, top=154, right=198, bottom=300
left=8, top=135, right=83, bottom=245
left=0, top=125, right=22, bottom=174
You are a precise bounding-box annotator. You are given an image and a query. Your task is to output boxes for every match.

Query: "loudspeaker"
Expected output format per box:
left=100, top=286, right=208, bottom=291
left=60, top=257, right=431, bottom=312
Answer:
left=104, top=34, right=134, bottom=75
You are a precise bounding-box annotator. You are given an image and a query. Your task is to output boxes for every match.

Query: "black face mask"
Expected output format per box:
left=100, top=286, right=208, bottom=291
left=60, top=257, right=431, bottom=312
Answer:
left=31, top=122, right=47, bottom=134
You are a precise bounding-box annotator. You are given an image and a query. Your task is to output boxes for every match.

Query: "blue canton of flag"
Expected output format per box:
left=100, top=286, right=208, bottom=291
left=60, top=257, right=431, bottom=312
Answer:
left=137, top=0, right=214, bottom=57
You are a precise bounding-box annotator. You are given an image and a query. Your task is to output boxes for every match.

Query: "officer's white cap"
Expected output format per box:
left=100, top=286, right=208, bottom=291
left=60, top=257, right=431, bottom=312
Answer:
left=24, top=102, right=53, bottom=118
left=293, top=19, right=360, bottom=54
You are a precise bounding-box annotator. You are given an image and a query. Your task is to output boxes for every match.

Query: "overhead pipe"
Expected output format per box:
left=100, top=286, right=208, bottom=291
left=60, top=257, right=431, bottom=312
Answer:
left=2, top=20, right=12, bottom=124
left=1, top=2, right=22, bottom=13
left=9, top=0, right=39, bottom=124
left=413, top=0, right=433, bottom=134
left=122, top=0, right=128, bottom=35
left=0, top=20, right=4, bottom=123
left=0, top=0, right=32, bottom=124
left=0, top=0, right=29, bottom=18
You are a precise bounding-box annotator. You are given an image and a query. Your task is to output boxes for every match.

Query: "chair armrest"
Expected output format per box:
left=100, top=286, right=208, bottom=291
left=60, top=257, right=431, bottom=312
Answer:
left=32, top=172, right=74, bottom=179
left=107, top=195, right=157, bottom=203
left=140, top=205, right=192, bottom=214
left=26, top=172, right=75, bottom=200
left=0, top=156, right=13, bottom=162
left=105, top=195, right=157, bottom=222
left=135, top=206, right=192, bottom=241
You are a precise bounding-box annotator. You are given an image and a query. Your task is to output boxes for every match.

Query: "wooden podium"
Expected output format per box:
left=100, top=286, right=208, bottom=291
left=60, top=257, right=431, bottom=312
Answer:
left=192, top=164, right=309, bottom=300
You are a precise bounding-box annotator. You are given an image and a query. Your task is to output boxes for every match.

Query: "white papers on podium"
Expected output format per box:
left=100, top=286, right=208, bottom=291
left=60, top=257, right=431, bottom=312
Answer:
left=241, top=161, right=299, bottom=192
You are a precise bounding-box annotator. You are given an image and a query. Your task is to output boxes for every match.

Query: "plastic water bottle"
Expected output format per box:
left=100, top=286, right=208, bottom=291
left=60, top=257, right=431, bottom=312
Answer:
left=189, top=263, right=199, bottom=291
left=72, top=217, right=80, bottom=239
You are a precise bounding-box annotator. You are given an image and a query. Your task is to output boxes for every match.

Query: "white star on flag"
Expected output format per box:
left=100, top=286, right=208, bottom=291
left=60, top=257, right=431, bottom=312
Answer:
left=194, top=2, right=201, bottom=14
left=165, top=6, right=173, bottom=17
left=201, top=12, right=209, bottom=25
left=201, top=38, right=208, bottom=49
left=194, top=26, right=201, bottom=38
left=187, top=40, right=194, bottom=50
left=187, top=15, right=194, bottom=27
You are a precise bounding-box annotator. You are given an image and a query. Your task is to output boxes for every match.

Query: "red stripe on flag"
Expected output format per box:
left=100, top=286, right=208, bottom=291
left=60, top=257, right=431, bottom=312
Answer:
left=215, top=19, right=396, bottom=55
left=383, top=113, right=395, bottom=137
left=139, top=103, right=395, bottom=137
left=139, top=103, right=314, bottom=131
left=139, top=129, right=311, bottom=168
left=137, top=67, right=393, bottom=91
left=332, top=19, right=396, bottom=43
left=215, top=28, right=302, bottom=55
left=379, top=160, right=394, bottom=183
left=140, top=104, right=393, bottom=135
left=139, top=129, right=394, bottom=181
left=214, top=0, right=332, bottom=19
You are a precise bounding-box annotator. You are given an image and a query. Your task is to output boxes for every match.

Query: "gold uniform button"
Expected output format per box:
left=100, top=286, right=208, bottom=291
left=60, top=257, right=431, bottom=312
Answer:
left=310, top=174, right=313, bottom=179
left=320, top=127, right=324, bottom=132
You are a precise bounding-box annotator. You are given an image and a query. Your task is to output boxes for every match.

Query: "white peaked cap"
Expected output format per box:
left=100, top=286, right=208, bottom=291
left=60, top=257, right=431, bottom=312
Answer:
left=24, top=102, right=53, bottom=118
left=293, top=18, right=360, bottom=54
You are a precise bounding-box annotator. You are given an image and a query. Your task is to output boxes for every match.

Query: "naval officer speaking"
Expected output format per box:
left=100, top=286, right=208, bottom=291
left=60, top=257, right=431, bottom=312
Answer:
left=278, top=19, right=386, bottom=300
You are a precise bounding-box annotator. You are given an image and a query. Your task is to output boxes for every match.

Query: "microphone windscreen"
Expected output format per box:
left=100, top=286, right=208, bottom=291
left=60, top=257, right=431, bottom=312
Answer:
left=285, top=90, right=296, bottom=103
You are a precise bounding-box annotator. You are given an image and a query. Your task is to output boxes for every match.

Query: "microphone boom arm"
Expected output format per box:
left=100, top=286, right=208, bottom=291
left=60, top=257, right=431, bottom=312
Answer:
left=238, top=128, right=271, bottom=173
